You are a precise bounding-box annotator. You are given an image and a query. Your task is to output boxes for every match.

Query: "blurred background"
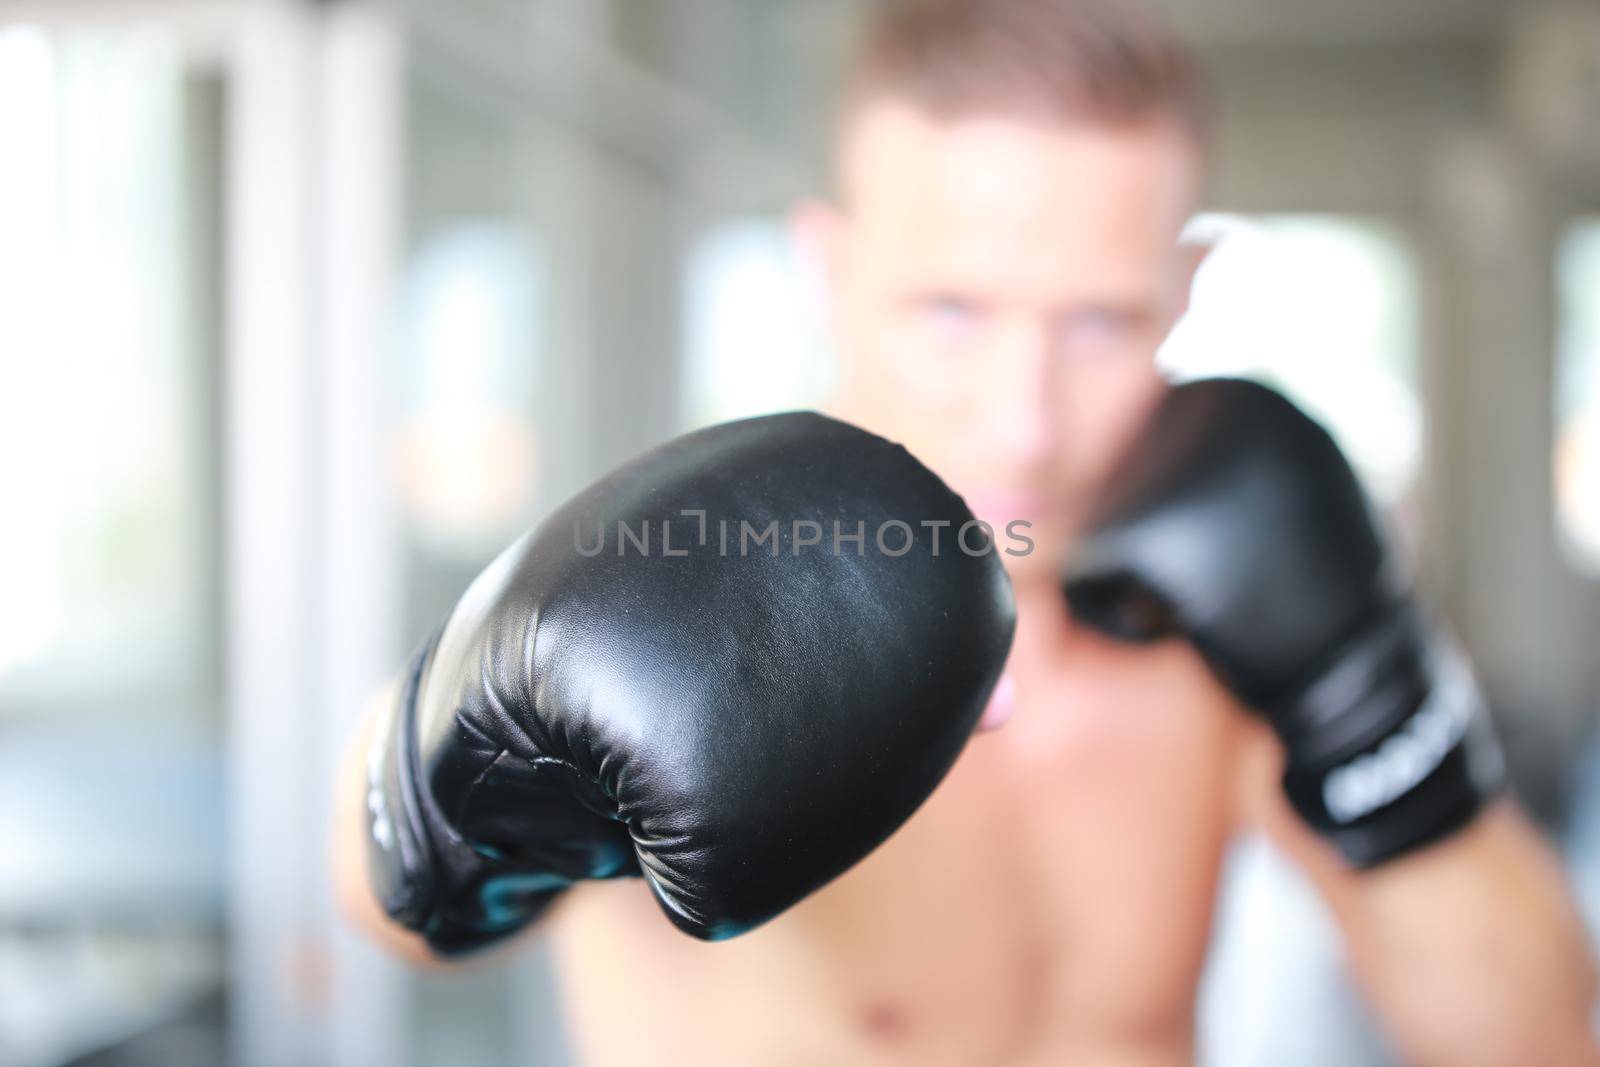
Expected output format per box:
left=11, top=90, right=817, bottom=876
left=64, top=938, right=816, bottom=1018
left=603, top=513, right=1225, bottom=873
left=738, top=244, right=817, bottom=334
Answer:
left=3, top=0, right=1600, bottom=1064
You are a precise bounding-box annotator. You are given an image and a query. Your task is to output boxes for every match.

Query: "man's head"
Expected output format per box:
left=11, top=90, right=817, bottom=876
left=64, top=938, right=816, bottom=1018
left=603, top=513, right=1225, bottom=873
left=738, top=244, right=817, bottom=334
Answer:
left=798, top=0, right=1210, bottom=579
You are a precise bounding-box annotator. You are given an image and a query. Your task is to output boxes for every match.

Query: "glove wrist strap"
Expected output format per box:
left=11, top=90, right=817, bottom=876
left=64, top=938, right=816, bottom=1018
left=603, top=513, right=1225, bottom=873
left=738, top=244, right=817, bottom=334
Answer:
left=1278, top=616, right=1506, bottom=867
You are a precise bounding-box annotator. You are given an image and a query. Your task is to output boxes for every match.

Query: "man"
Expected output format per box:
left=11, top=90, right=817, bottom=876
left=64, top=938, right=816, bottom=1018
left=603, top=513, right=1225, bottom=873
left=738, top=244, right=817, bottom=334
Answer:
left=336, top=1, right=1600, bottom=1063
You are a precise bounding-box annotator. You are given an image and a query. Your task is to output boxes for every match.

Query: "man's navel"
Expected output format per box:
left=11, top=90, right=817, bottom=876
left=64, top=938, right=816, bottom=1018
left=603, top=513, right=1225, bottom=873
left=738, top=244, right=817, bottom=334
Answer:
left=858, top=997, right=912, bottom=1043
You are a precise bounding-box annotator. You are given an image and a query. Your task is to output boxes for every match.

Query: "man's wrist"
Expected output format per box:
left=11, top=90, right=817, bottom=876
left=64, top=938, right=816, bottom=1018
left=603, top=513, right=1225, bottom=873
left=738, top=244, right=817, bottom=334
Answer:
left=1279, top=624, right=1507, bottom=867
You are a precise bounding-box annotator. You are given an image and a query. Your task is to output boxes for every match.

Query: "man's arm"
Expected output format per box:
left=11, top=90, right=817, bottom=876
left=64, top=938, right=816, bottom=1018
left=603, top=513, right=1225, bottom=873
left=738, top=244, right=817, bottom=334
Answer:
left=1239, top=721, right=1600, bottom=1067
left=333, top=413, right=1014, bottom=961
left=1063, top=379, right=1599, bottom=1060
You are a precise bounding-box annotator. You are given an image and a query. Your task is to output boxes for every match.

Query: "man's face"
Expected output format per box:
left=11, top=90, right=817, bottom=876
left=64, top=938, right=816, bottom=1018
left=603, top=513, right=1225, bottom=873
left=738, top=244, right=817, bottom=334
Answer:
left=804, top=100, right=1203, bottom=580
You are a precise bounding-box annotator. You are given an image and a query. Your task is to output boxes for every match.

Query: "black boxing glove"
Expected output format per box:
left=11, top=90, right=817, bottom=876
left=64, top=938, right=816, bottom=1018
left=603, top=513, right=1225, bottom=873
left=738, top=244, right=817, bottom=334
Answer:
left=363, top=412, right=1015, bottom=954
left=1064, top=378, right=1504, bottom=867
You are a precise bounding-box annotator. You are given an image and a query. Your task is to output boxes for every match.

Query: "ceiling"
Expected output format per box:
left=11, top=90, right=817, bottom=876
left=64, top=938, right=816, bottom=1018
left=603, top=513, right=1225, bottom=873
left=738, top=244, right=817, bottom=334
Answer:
left=1143, top=0, right=1509, bottom=46
left=768, top=0, right=1514, bottom=47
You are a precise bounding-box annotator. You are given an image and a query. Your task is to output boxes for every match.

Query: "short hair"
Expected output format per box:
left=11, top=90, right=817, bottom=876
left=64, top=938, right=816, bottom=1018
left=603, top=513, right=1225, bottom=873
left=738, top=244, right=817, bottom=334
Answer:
left=843, top=0, right=1212, bottom=149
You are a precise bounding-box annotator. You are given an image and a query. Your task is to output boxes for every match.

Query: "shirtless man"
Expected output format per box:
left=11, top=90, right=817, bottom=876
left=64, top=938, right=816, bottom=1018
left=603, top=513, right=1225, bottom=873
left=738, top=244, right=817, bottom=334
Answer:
left=335, top=1, right=1600, bottom=1063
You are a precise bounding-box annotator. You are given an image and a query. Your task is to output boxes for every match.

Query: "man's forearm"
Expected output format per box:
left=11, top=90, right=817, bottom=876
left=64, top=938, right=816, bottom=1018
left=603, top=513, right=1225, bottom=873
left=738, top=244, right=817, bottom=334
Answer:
left=1240, top=717, right=1597, bottom=1066
left=1325, top=802, right=1598, bottom=1066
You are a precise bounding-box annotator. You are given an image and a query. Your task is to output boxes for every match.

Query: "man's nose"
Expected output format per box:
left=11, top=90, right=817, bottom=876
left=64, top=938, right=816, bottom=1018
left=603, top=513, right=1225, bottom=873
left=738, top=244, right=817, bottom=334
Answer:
left=984, top=321, right=1057, bottom=466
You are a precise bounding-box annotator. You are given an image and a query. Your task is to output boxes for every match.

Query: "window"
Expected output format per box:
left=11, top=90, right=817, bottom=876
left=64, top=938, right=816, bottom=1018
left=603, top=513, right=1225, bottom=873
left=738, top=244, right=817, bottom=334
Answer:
left=1160, top=215, right=1424, bottom=508
left=1555, top=219, right=1600, bottom=574
left=0, top=22, right=224, bottom=1063
left=0, top=25, right=217, bottom=717
left=395, top=222, right=544, bottom=562
left=682, top=219, right=831, bottom=429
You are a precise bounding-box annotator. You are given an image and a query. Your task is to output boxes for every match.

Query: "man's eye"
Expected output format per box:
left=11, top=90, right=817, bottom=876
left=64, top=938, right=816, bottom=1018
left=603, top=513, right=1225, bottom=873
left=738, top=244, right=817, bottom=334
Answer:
left=1059, top=309, right=1139, bottom=354
left=917, top=296, right=984, bottom=331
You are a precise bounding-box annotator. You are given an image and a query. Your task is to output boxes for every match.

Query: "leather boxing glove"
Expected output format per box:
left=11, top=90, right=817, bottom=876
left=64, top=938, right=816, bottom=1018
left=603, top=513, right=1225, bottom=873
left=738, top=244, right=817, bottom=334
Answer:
left=1064, top=378, right=1504, bottom=867
left=364, top=412, right=1015, bottom=954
